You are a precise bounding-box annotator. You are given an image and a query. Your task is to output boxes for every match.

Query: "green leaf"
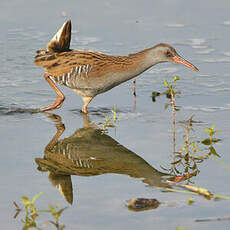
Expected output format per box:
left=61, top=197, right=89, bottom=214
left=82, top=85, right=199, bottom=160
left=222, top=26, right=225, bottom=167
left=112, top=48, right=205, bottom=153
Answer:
left=173, top=75, right=180, bottom=82
left=184, top=153, right=189, bottom=161
left=189, top=163, right=197, bottom=170
left=164, top=104, right=169, bottom=110
left=106, top=123, right=115, bottom=128
left=187, top=196, right=194, bottom=205
left=21, top=196, right=30, bottom=205
left=166, top=92, right=171, bottom=99
left=174, top=167, right=181, bottom=174
left=57, top=207, right=68, bottom=216
left=212, top=138, right=221, bottom=143
left=175, top=107, right=180, bottom=112
left=152, top=96, right=156, bottom=102
left=171, top=159, right=182, bottom=165
left=209, top=146, right=221, bottom=157
left=201, top=138, right=211, bottom=145
left=31, top=192, right=43, bottom=203
left=211, top=130, right=216, bottom=135
left=152, top=91, right=160, bottom=97
left=204, top=128, right=211, bottom=135
left=164, top=80, right=169, bottom=88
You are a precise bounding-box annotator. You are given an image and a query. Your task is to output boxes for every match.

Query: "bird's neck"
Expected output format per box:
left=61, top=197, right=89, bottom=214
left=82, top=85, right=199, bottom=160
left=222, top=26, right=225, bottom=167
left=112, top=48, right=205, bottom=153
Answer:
left=122, top=47, right=162, bottom=78
left=132, top=46, right=165, bottom=66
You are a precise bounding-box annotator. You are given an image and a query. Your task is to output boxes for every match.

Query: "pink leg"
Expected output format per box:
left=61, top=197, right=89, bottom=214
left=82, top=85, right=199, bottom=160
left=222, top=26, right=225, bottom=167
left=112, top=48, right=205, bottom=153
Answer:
left=81, top=96, right=93, bottom=113
left=40, top=72, right=65, bottom=112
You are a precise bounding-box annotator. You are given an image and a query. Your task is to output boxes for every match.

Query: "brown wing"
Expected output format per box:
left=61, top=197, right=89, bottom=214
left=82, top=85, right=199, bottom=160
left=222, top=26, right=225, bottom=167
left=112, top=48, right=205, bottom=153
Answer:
left=34, top=49, right=138, bottom=77
left=34, top=51, right=95, bottom=76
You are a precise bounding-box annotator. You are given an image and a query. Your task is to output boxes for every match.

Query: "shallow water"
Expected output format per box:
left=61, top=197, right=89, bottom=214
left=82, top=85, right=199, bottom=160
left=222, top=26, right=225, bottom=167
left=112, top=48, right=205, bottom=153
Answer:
left=1, top=0, right=230, bottom=229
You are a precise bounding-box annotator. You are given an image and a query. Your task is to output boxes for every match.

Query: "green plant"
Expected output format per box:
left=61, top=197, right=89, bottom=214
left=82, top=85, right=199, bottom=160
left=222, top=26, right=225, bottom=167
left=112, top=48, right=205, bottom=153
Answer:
left=14, top=193, right=67, bottom=230
left=98, top=116, right=115, bottom=133
left=98, top=105, right=119, bottom=134
left=152, top=75, right=181, bottom=108
left=20, top=192, right=43, bottom=230
left=187, top=196, right=194, bottom=205
left=202, top=125, right=221, bottom=157
left=111, top=105, right=120, bottom=123
left=164, top=76, right=181, bottom=153
left=40, top=203, right=67, bottom=230
left=161, top=116, right=221, bottom=184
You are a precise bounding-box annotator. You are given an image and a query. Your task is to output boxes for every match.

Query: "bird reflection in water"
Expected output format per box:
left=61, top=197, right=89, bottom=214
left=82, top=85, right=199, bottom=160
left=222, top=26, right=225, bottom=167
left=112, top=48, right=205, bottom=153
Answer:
left=35, top=113, right=171, bottom=204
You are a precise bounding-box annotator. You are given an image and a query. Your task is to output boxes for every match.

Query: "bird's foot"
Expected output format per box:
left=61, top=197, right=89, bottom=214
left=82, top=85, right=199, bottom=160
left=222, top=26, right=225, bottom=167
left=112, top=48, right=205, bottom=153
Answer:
left=81, top=106, right=88, bottom=114
left=40, top=95, right=65, bottom=112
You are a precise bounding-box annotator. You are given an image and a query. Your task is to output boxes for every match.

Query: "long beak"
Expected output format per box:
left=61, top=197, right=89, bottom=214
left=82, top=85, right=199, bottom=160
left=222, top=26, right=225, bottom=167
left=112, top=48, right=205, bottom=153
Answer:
left=173, top=56, right=199, bottom=72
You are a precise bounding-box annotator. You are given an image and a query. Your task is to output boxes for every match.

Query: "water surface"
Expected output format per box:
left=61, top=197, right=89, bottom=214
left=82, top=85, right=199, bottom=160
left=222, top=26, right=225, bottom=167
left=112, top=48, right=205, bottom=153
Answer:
left=1, top=0, right=230, bottom=229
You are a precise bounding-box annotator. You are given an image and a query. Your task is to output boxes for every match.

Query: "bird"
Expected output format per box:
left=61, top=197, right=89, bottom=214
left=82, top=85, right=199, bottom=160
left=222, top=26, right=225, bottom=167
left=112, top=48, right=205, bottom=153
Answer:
left=35, top=20, right=198, bottom=113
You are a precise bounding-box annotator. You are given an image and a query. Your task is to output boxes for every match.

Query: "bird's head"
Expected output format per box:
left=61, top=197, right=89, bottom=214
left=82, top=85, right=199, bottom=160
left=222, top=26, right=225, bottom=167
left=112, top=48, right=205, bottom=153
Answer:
left=152, top=43, right=199, bottom=71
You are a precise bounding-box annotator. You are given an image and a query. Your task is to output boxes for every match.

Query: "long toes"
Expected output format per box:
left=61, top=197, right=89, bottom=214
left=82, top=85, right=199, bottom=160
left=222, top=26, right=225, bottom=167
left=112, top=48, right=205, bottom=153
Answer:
left=40, top=106, right=54, bottom=112
left=40, top=103, right=61, bottom=112
left=56, top=103, right=63, bottom=109
left=40, top=96, right=65, bottom=112
left=40, top=108, right=49, bottom=112
left=81, top=107, right=88, bottom=113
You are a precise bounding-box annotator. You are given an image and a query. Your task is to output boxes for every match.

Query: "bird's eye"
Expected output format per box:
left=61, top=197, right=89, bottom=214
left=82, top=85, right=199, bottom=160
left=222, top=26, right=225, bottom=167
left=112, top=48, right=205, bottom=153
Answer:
left=166, top=50, right=173, bottom=57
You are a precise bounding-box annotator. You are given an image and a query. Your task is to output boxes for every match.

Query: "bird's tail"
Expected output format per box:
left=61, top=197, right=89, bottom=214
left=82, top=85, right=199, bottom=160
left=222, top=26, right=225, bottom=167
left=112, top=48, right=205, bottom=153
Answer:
left=47, top=20, right=72, bottom=52
left=36, top=20, right=72, bottom=55
left=34, top=20, right=72, bottom=66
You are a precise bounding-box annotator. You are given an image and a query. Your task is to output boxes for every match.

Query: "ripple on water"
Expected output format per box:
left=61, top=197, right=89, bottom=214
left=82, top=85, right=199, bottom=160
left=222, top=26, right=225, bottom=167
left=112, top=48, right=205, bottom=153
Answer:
left=71, top=107, right=112, bottom=117
left=223, top=52, right=230, bottom=56
left=171, top=73, right=230, bottom=97
left=74, top=36, right=102, bottom=46
left=184, top=104, right=230, bottom=112
left=7, top=27, right=48, bottom=42
left=198, top=80, right=228, bottom=89
left=0, top=104, right=41, bottom=123
left=147, top=67, right=178, bottom=75
left=210, top=87, right=230, bottom=92
left=71, top=106, right=145, bottom=122
left=223, top=21, right=230, bottom=25
left=174, top=38, right=212, bottom=50
left=201, top=57, right=230, bottom=63
left=0, top=106, right=39, bottom=115
left=196, top=48, right=215, bottom=54
left=166, top=23, right=185, bottom=28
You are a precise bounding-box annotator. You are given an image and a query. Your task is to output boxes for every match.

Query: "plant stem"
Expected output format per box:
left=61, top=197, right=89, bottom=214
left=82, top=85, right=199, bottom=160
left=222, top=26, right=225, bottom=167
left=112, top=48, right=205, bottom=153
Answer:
left=171, top=90, right=176, bottom=153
